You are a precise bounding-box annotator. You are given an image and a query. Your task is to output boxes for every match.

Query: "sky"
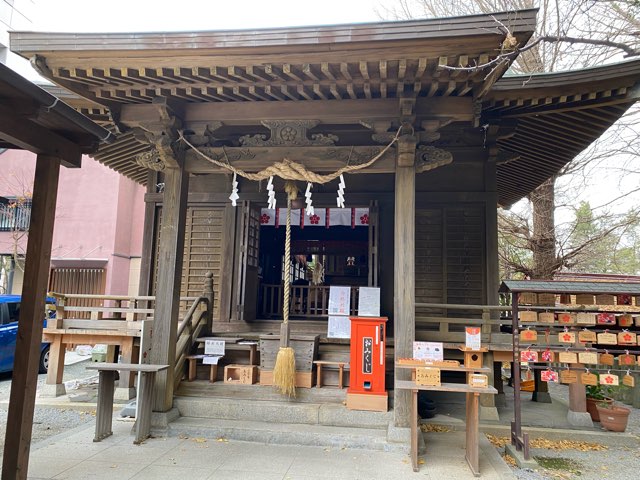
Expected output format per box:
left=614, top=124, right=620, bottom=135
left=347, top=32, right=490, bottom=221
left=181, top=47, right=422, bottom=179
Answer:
left=34, top=0, right=388, bottom=32
left=9, top=0, right=639, bottom=224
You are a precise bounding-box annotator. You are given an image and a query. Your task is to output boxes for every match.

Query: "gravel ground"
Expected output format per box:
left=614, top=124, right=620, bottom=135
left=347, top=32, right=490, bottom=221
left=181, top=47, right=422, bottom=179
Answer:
left=509, top=382, right=640, bottom=480
left=0, top=359, right=96, bottom=457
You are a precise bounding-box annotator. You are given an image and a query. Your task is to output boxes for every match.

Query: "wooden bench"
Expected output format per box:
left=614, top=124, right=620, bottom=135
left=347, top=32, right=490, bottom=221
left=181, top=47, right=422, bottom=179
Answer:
left=86, top=362, right=168, bottom=445
left=185, top=354, right=220, bottom=382
left=313, top=360, right=349, bottom=389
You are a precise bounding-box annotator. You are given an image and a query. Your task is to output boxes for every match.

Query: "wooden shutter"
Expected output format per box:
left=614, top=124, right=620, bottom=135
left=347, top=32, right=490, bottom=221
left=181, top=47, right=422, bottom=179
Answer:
left=48, top=268, right=105, bottom=319
left=368, top=201, right=379, bottom=287
left=153, top=206, right=225, bottom=318
left=234, top=201, right=261, bottom=321
left=415, top=209, right=444, bottom=304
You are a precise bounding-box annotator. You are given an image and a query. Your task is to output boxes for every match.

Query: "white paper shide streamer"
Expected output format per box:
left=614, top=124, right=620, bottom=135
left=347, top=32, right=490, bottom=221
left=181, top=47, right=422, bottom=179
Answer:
left=267, top=176, right=276, bottom=209
left=336, top=174, right=346, bottom=208
left=304, top=182, right=314, bottom=216
left=229, top=172, right=239, bottom=207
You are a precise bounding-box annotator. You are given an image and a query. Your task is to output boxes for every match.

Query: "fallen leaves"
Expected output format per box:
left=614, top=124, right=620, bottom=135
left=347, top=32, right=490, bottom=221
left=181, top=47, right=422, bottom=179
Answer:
left=420, top=424, right=452, bottom=433
left=486, top=434, right=608, bottom=452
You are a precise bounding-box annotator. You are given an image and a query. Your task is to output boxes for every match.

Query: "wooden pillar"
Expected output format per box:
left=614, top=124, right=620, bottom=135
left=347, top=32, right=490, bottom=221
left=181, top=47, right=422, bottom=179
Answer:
left=138, top=170, right=159, bottom=297
left=2, top=155, right=61, bottom=480
left=150, top=165, right=189, bottom=412
left=393, top=135, right=416, bottom=427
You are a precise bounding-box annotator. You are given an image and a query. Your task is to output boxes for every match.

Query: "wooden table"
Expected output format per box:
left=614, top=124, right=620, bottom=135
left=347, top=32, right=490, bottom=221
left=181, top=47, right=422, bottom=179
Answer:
left=86, top=363, right=168, bottom=444
left=395, top=377, right=497, bottom=476
left=196, top=337, right=258, bottom=365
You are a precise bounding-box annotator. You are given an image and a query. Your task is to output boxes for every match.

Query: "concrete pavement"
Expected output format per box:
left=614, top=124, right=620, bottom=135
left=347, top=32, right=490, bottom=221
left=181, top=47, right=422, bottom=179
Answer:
left=26, top=417, right=515, bottom=480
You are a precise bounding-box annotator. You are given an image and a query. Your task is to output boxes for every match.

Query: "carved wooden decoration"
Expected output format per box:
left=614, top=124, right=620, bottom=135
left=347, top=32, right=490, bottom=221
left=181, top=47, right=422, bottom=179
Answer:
left=239, top=120, right=338, bottom=147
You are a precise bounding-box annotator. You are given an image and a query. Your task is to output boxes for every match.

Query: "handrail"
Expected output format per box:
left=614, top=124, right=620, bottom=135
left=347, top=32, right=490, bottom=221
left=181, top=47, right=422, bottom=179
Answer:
left=177, top=295, right=207, bottom=338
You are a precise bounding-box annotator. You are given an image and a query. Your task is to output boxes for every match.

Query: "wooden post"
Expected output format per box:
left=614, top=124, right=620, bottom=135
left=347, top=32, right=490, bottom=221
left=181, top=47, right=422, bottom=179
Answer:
left=150, top=165, right=189, bottom=412
left=394, top=135, right=416, bottom=427
left=203, top=272, right=214, bottom=334
left=138, top=170, right=158, bottom=298
left=2, top=155, right=61, bottom=480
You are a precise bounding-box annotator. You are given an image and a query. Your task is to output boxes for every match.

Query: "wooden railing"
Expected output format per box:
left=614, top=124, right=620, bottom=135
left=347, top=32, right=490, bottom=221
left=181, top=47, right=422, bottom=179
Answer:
left=47, top=273, right=215, bottom=392
left=260, top=284, right=360, bottom=318
left=415, top=303, right=510, bottom=344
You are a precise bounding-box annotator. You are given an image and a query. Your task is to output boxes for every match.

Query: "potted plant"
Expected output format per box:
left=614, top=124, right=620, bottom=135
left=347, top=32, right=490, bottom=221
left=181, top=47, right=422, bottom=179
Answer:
left=596, top=401, right=631, bottom=432
left=585, top=385, right=613, bottom=422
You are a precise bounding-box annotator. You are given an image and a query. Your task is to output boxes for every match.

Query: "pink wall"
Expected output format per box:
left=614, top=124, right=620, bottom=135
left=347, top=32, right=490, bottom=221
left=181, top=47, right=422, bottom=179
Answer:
left=0, top=149, right=145, bottom=294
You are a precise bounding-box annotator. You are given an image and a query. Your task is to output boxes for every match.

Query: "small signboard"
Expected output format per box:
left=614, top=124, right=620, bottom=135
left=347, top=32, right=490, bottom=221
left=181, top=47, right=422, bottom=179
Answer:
left=357, top=287, right=380, bottom=317
left=416, top=367, right=441, bottom=387
left=465, top=327, right=481, bottom=350
left=413, top=341, right=443, bottom=362
left=203, top=355, right=222, bottom=365
left=469, top=373, right=488, bottom=388
left=362, top=337, right=373, bottom=374
left=328, top=286, right=351, bottom=316
left=327, top=316, right=351, bottom=339
left=204, top=339, right=225, bottom=356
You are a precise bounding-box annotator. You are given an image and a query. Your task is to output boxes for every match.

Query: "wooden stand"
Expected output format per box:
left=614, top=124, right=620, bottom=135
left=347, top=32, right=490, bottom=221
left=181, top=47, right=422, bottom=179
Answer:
left=313, top=360, right=348, bottom=389
left=86, top=363, right=169, bottom=444
left=396, top=359, right=496, bottom=476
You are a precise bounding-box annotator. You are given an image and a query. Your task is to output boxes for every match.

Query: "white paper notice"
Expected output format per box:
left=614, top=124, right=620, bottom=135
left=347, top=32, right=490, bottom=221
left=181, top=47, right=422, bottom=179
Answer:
left=413, top=341, right=444, bottom=362
left=328, top=286, right=351, bottom=315
left=204, top=339, right=225, bottom=356
left=357, top=287, right=380, bottom=317
left=327, top=316, right=351, bottom=339
left=465, top=327, right=481, bottom=350
left=203, top=355, right=222, bottom=365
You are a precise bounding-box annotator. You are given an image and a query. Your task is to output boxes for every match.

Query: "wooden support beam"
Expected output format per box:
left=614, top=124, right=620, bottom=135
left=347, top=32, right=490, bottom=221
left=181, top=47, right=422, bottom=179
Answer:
left=394, top=135, right=416, bottom=428
left=150, top=165, right=189, bottom=412
left=0, top=105, right=83, bottom=168
left=120, top=97, right=473, bottom=127
left=2, top=155, right=61, bottom=480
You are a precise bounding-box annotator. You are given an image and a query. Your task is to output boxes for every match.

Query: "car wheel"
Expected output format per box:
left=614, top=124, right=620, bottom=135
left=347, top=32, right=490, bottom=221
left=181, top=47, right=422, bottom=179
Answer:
left=39, top=346, right=50, bottom=374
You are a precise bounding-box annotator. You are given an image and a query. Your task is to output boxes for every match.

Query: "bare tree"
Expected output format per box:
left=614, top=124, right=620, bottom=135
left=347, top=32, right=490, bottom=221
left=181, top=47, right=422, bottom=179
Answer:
left=378, top=0, right=640, bottom=279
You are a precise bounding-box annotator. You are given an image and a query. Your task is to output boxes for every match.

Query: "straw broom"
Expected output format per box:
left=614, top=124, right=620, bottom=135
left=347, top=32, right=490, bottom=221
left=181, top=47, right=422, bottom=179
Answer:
left=273, top=181, right=298, bottom=397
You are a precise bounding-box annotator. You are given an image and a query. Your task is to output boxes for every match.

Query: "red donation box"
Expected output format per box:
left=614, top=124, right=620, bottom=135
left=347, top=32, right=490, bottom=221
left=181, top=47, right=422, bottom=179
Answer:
left=346, top=316, right=388, bottom=412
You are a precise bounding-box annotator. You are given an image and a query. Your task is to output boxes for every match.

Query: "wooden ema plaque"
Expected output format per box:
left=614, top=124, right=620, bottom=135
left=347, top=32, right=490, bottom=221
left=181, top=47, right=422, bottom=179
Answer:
left=538, top=312, right=555, bottom=323
left=599, top=353, right=615, bottom=366
left=537, top=293, right=556, bottom=306
left=558, top=351, right=577, bottom=364
left=618, top=331, right=637, bottom=345
left=618, top=354, right=636, bottom=366
left=597, top=313, right=616, bottom=325
left=416, top=367, right=441, bottom=387
left=576, top=313, right=596, bottom=325
left=541, top=349, right=554, bottom=362
left=518, top=292, right=537, bottom=305
left=519, top=311, right=537, bottom=322
left=469, top=374, right=488, bottom=388
left=558, top=331, right=576, bottom=344
left=560, top=370, right=578, bottom=384
left=558, top=312, right=576, bottom=325
left=579, top=351, right=598, bottom=364
left=597, top=332, right=618, bottom=345
left=575, top=294, right=595, bottom=305
left=617, top=294, right=632, bottom=306
left=521, top=350, right=538, bottom=362
left=520, top=329, right=538, bottom=342
left=623, top=374, right=635, bottom=387
left=600, top=373, right=619, bottom=386
left=618, top=314, right=634, bottom=327
left=578, top=330, right=597, bottom=343
left=595, top=294, right=615, bottom=305
left=581, top=372, right=598, bottom=385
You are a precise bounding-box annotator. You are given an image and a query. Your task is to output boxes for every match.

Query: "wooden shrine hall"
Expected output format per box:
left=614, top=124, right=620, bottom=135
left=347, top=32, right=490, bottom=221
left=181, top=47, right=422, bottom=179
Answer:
left=9, top=7, right=640, bottom=438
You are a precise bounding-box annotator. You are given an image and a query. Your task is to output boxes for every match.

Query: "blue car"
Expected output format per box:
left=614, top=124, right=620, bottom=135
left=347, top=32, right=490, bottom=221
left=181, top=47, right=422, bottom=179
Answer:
left=0, top=294, right=54, bottom=374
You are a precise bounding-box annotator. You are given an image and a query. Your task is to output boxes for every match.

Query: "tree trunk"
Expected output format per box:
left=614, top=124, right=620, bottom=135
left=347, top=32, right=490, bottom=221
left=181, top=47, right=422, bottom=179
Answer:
left=529, top=176, right=557, bottom=280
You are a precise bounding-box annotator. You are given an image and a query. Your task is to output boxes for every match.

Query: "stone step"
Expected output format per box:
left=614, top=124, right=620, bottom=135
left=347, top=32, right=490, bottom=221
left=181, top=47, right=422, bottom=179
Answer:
left=174, top=395, right=392, bottom=429
left=162, top=417, right=405, bottom=452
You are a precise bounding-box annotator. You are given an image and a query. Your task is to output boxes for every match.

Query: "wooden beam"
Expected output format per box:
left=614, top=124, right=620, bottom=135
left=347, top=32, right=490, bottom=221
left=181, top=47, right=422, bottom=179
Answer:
left=394, top=136, right=416, bottom=428
left=2, top=155, right=61, bottom=480
left=150, top=165, right=189, bottom=411
left=120, top=97, right=473, bottom=127
left=0, top=105, right=83, bottom=167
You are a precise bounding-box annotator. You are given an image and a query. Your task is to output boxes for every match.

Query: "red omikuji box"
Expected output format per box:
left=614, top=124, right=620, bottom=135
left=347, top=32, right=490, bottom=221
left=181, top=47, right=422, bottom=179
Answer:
left=346, top=316, right=388, bottom=412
